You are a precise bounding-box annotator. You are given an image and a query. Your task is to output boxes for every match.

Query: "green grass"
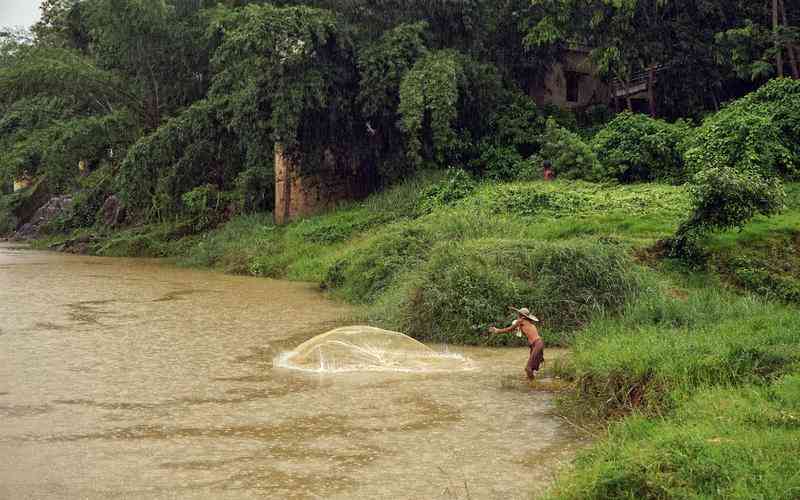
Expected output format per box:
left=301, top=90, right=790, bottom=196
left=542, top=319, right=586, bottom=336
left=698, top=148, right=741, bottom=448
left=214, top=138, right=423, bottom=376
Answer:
left=555, top=289, right=800, bottom=417
left=546, top=378, right=800, bottom=499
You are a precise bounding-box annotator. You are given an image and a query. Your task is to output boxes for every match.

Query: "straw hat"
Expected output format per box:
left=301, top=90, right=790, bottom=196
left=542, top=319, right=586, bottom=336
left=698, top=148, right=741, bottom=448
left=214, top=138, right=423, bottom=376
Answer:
left=510, top=306, right=539, bottom=322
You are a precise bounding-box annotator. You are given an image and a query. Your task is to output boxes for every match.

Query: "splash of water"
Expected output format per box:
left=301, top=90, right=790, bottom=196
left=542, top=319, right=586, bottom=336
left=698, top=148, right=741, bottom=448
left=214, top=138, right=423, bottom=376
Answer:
left=276, top=326, right=474, bottom=373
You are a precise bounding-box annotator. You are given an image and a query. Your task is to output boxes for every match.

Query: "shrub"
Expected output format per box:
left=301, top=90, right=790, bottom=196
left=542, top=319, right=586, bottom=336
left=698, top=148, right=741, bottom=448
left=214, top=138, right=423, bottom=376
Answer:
left=118, top=96, right=246, bottom=220
left=685, top=167, right=785, bottom=233
left=539, top=118, right=601, bottom=180
left=234, top=163, right=273, bottom=214
left=399, top=50, right=463, bottom=166
left=683, top=78, right=800, bottom=180
left=471, top=142, right=528, bottom=181
left=181, top=184, right=225, bottom=232
left=416, top=168, right=476, bottom=213
left=322, top=224, right=435, bottom=304
left=0, top=191, right=24, bottom=235
left=398, top=239, right=649, bottom=345
left=669, top=168, right=786, bottom=260
left=592, top=112, right=689, bottom=183
left=486, top=91, right=544, bottom=156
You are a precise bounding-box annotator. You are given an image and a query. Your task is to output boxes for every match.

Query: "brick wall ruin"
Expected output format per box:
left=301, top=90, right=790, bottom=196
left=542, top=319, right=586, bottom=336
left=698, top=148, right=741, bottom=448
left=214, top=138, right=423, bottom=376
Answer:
left=274, top=145, right=372, bottom=225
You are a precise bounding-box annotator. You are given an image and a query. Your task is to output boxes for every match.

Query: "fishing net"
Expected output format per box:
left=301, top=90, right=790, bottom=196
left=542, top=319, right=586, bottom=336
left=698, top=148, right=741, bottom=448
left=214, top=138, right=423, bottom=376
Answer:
left=277, top=326, right=473, bottom=373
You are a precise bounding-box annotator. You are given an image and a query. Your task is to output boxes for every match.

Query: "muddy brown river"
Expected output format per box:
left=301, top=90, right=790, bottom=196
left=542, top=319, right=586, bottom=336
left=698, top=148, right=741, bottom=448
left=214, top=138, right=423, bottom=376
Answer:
left=0, top=243, right=581, bottom=499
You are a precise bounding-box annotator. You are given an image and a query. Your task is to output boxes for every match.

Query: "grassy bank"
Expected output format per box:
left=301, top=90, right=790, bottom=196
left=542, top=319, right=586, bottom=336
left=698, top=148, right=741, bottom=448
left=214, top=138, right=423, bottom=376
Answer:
left=28, top=175, right=800, bottom=498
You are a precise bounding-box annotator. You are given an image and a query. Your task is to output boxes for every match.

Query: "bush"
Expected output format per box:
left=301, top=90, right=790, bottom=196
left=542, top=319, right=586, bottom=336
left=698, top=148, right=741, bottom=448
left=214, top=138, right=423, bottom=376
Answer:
left=0, top=191, right=23, bottom=235
left=397, top=239, right=649, bottom=345
left=668, top=168, right=786, bottom=261
left=471, top=142, right=531, bottom=181
left=47, top=166, right=113, bottom=232
left=486, top=91, right=544, bottom=156
left=539, top=118, right=600, bottom=180
left=416, top=168, right=476, bottom=213
left=322, top=224, right=435, bottom=304
left=117, top=96, right=246, bottom=220
left=181, top=184, right=225, bottom=232
left=683, top=78, right=800, bottom=180
left=685, top=167, right=785, bottom=233
left=592, top=112, right=689, bottom=183
left=234, top=163, right=273, bottom=214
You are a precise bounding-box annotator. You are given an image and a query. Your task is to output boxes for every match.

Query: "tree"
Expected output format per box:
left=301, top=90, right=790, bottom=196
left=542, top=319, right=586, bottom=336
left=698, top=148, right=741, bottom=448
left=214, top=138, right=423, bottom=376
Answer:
left=84, top=0, right=210, bottom=129
left=32, top=0, right=89, bottom=50
left=210, top=4, right=360, bottom=161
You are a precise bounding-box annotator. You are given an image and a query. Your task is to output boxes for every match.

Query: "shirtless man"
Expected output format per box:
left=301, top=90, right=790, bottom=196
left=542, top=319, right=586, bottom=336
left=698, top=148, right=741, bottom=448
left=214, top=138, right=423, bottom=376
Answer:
left=488, top=307, right=544, bottom=380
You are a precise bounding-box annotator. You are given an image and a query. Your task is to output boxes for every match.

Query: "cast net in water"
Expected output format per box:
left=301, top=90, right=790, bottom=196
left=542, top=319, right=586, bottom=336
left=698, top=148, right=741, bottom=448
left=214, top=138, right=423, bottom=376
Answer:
left=276, top=326, right=474, bottom=373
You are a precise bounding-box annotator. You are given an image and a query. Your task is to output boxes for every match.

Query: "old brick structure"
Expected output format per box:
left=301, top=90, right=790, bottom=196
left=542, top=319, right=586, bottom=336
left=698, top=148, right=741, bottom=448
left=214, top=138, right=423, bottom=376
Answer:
left=274, top=144, right=372, bottom=225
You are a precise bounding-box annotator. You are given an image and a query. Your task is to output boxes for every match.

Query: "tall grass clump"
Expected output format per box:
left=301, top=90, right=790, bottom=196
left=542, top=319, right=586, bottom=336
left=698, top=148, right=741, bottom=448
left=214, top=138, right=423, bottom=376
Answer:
left=175, top=213, right=278, bottom=273
left=388, top=238, right=651, bottom=345
left=546, top=379, right=800, bottom=500
left=556, top=291, right=800, bottom=416
left=322, top=223, right=435, bottom=304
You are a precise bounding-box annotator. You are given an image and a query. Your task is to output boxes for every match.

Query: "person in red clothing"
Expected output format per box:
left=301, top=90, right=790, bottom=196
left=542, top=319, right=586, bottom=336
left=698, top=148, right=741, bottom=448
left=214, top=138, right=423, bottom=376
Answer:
left=488, top=307, right=544, bottom=380
left=542, top=160, right=555, bottom=181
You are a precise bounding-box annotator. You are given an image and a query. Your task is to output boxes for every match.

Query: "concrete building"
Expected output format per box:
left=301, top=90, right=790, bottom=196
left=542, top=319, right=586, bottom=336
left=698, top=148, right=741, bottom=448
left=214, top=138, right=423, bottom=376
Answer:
left=532, top=46, right=660, bottom=115
left=530, top=47, right=611, bottom=110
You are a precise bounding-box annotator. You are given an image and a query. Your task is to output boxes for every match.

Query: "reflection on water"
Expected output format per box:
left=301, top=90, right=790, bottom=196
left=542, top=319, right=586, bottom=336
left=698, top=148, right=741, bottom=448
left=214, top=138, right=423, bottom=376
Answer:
left=0, top=243, right=583, bottom=499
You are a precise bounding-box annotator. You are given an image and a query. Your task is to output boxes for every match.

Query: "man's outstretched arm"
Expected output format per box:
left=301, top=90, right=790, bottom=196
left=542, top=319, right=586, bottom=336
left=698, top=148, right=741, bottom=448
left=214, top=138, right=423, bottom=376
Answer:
left=488, top=323, right=517, bottom=335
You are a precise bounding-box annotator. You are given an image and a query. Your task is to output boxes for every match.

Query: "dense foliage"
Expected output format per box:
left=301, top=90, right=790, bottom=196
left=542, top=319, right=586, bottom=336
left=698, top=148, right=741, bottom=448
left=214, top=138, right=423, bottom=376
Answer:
left=537, top=118, right=600, bottom=180
left=684, top=78, right=800, bottom=179
left=668, top=79, right=798, bottom=258
left=2, top=0, right=799, bottom=230
left=592, top=112, right=689, bottom=183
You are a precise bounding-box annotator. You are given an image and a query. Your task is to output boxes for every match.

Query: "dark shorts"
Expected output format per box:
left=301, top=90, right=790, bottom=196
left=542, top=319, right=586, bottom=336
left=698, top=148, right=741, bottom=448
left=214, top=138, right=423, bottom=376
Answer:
left=526, top=339, right=544, bottom=379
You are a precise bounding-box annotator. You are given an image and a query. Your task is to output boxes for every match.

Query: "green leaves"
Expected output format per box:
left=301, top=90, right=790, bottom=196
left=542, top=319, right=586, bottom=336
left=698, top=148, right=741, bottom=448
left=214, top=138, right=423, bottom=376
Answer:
left=539, top=117, right=601, bottom=180
left=683, top=78, right=800, bottom=179
left=210, top=4, right=355, bottom=149
left=399, top=50, right=463, bottom=166
left=592, top=111, right=690, bottom=183
left=357, top=21, right=429, bottom=120
left=685, top=167, right=786, bottom=233
left=670, top=79, right=798, bottom=259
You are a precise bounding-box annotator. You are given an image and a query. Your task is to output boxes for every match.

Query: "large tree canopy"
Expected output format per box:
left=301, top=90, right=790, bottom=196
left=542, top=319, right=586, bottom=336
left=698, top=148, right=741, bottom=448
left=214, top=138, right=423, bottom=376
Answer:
left=1, top=0, right=798, bottom=222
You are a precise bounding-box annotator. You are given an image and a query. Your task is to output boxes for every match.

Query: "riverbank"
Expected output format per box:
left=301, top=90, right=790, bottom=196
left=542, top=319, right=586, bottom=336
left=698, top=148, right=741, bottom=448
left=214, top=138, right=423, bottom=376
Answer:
left=23, top=175, right=800, bottom=498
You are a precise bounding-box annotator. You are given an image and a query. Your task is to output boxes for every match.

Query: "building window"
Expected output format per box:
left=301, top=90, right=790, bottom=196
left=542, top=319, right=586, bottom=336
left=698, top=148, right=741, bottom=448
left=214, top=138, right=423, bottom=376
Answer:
left=565, top=71, right=581, bottom=103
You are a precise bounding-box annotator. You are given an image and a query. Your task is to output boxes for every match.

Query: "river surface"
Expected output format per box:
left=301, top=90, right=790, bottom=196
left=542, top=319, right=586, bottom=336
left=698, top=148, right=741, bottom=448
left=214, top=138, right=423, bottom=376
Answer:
left=0, top=243, right=581, bottom=499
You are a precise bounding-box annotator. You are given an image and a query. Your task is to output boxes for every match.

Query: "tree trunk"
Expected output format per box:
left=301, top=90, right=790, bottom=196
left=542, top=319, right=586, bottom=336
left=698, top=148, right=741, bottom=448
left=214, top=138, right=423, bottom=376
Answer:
left=774, top=0, right=784, bottom=77
left=274, top=144, right=293, bottom=226
left=779, top=0, right=800, bottom=78
left=648, top=66, right=657, bottom=117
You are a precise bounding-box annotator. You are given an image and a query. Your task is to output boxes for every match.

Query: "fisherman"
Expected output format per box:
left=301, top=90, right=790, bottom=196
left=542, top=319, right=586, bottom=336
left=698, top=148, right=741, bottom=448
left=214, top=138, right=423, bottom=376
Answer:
left=488, top=307, right=544, bottom=380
